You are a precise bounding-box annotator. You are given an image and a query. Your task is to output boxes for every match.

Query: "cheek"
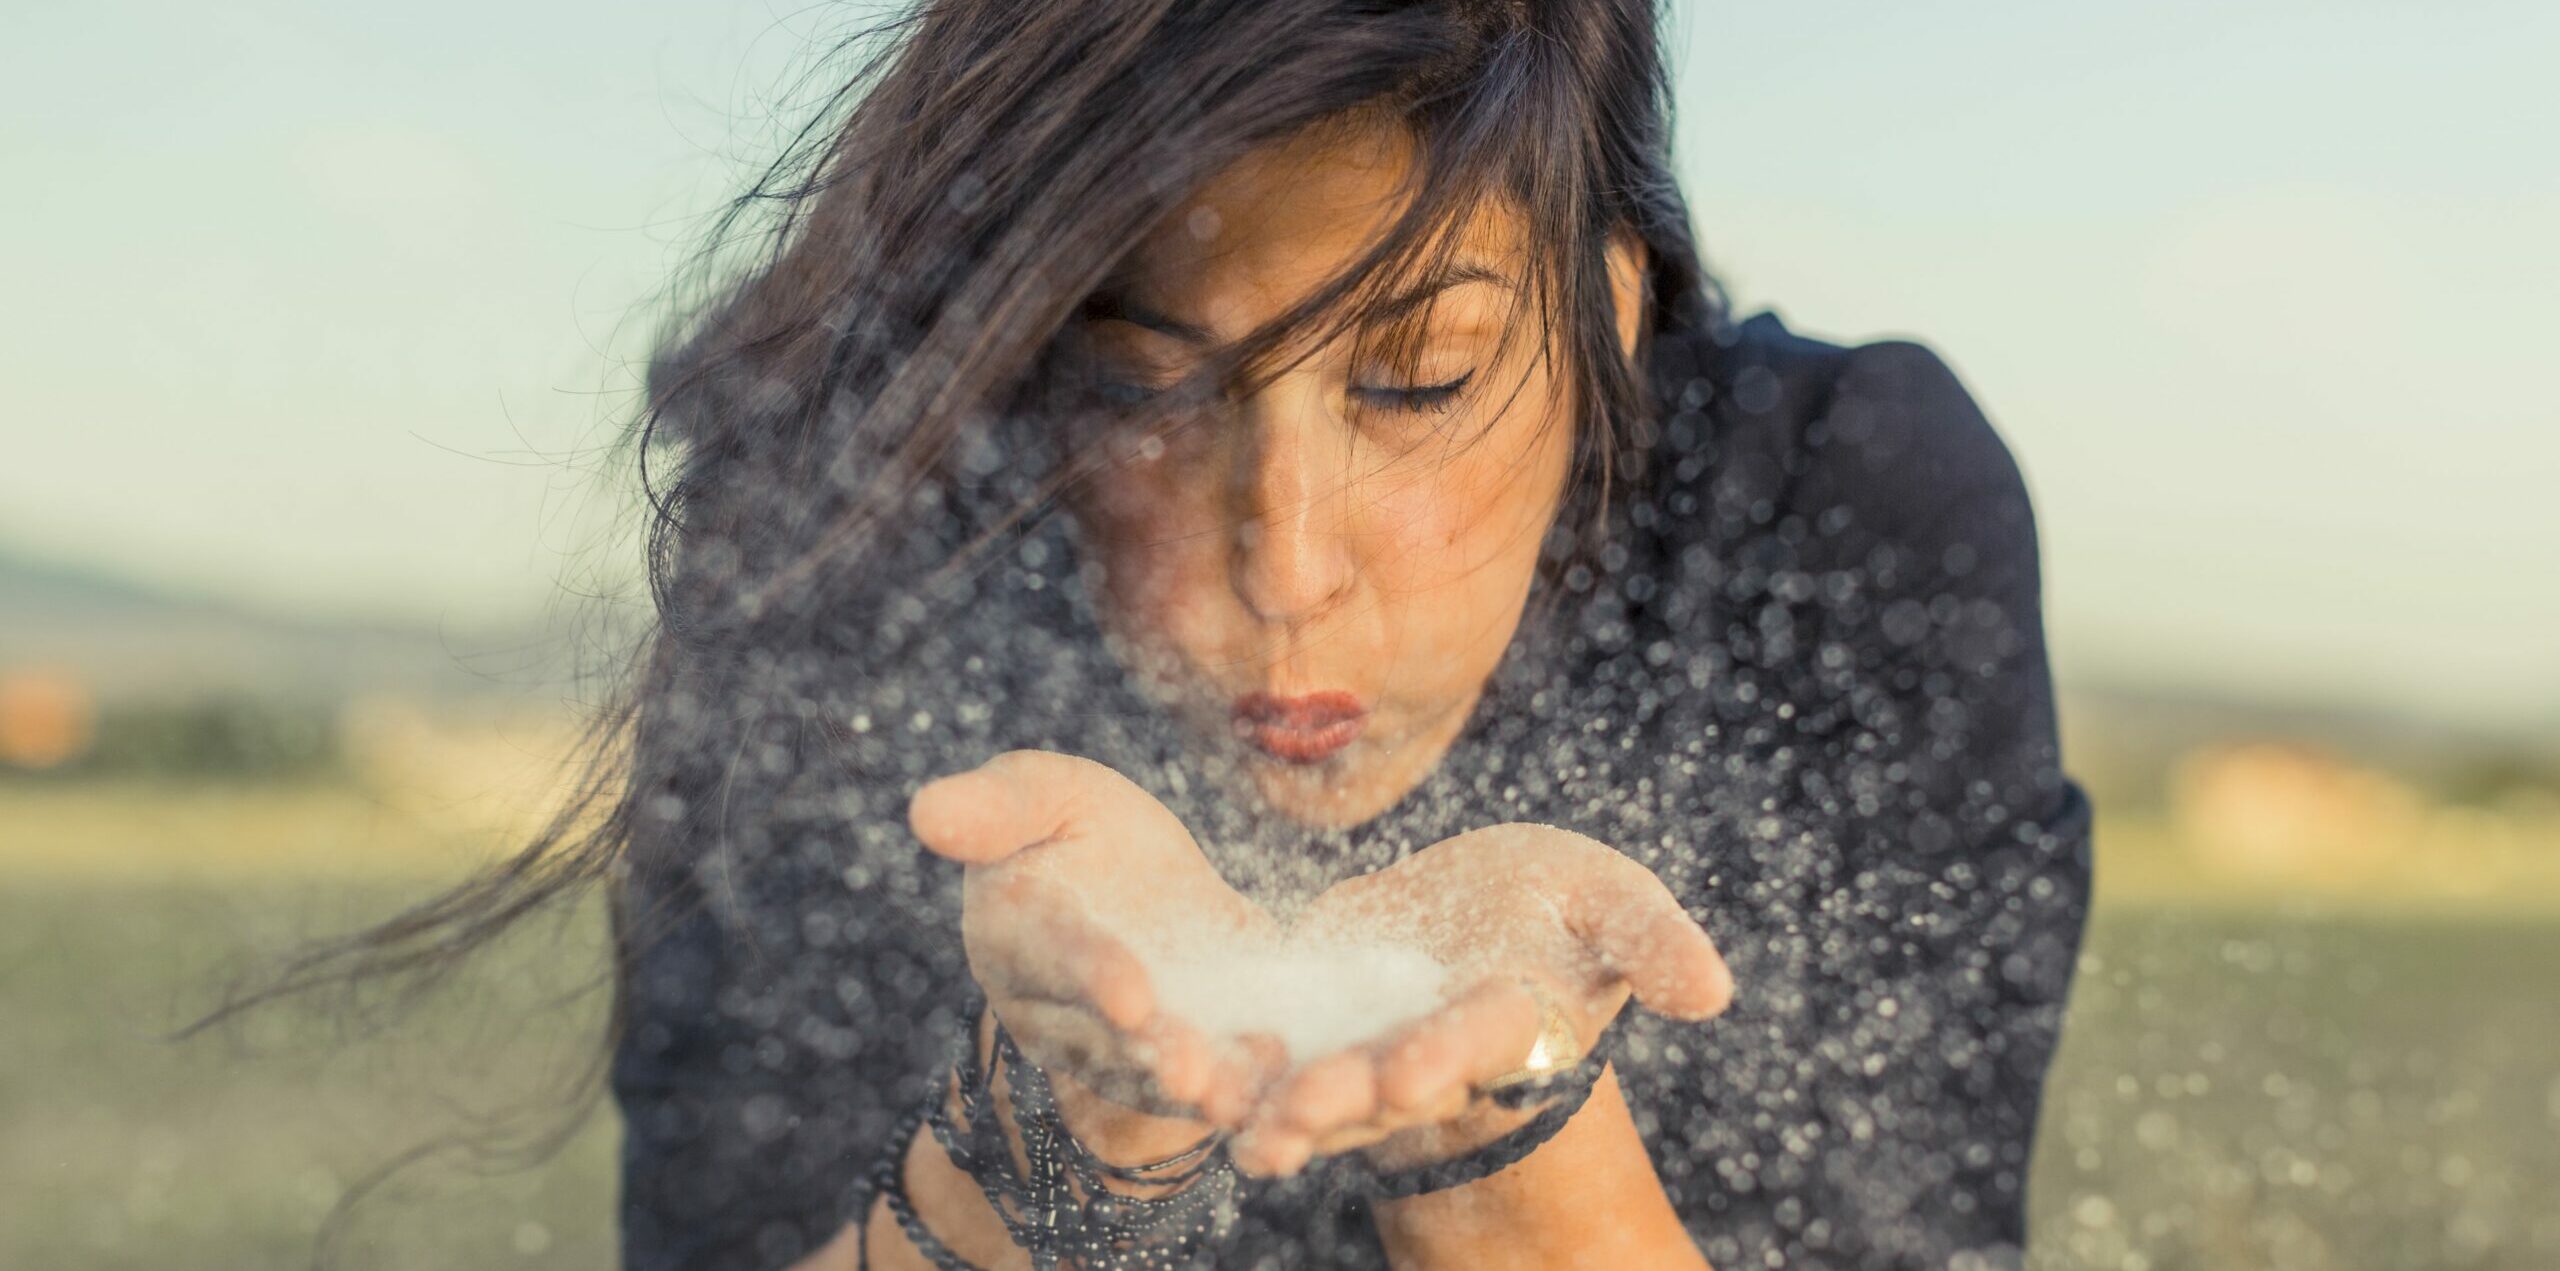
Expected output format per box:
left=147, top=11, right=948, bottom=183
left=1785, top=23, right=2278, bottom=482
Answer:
left=1075, top=463, right=1232, bottom=651
left=1359, top=418, right=1567, bottom=592
left=1345, top=425, right=1566, bottom=678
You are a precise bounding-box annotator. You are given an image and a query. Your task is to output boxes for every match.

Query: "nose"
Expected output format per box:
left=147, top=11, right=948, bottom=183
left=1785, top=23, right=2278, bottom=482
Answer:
left=1228, top=381, right=1355, bottom=626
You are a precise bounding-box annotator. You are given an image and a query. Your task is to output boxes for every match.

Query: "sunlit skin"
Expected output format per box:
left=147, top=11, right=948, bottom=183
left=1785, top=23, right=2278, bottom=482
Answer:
left=1066, top=117, right=1580, bottom=829
left=817, top=120, right=1730, bottom=1270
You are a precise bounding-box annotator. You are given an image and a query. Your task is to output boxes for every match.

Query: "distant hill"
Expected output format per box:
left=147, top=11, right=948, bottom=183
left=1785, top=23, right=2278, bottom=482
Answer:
left=2058, top=678, right=2559, bottom=808
left=4, top=547, right=2548, bottom=789
left=0, top=550, right=618, bottom=707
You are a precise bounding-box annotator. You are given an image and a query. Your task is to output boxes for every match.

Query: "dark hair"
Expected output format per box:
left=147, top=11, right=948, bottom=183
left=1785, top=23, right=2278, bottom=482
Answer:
left=200, top=0, right=1721, bottom=1196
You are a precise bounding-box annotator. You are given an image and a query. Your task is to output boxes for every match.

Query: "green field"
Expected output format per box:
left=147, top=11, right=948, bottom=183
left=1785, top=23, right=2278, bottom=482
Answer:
left=1, top=879, right=620, bottom=1270
left=2032, top=906, right=2560, bottom=1269
left=5, top=794, right=2558, bottom=1268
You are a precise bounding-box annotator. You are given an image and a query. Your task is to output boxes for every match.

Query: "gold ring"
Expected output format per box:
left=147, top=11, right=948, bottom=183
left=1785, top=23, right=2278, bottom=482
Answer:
left=1480, top=978, right=1582, bottom=1094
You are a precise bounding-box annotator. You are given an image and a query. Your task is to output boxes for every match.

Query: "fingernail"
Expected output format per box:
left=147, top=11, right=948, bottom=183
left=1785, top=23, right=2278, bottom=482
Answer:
left=1230, top=1131, right=1270, bottom=1174
left=1269, top=1138, right=1311, bottom=1175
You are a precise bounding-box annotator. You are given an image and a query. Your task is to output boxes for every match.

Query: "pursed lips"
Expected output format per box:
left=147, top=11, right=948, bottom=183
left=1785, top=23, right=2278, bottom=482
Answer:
left=1230, top=690, right=1367, bottom=764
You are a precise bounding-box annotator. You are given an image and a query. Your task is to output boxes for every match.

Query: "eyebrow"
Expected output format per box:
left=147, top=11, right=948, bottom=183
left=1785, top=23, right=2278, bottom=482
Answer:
left=1083, top=259, right=1515, bottom=347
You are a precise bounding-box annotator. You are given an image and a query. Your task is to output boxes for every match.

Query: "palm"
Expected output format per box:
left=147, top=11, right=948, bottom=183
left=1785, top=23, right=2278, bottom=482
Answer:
left=1228, top=824, right=1733, bottom=1175
left=1303, top=826, right=1717, bottom=1028
left=912, top=759, right=1732, bottom=1177
left=913, top=751, right=1275, bottom=1119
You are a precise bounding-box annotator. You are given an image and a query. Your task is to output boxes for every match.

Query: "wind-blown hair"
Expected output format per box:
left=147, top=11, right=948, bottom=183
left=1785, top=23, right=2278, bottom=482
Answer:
left=203, top=0, right=1722, bottom=1155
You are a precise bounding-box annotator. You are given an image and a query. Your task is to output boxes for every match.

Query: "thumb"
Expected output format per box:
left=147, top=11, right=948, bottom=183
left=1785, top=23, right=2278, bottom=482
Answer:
left=909, top=750, right=1096, bottom=864
left=1573, top=869, right=1734, bottom=1021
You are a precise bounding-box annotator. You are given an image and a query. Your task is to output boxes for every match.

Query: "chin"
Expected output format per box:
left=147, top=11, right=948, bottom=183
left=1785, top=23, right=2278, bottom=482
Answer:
left=1245, top=754, right=1391, bottom=829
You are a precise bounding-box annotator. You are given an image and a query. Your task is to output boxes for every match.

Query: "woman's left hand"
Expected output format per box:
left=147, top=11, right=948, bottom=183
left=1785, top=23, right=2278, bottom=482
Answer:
left=1223, top=824, right=1733, bottom=1176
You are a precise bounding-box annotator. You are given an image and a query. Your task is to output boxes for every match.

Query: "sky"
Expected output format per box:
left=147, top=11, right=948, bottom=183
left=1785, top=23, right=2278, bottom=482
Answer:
left=3, top=0, right=2555, bottom=731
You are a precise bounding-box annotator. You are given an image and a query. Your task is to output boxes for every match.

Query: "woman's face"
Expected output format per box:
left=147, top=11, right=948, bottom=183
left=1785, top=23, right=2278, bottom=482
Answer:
left=1064, top=120, right=1644, bottom=829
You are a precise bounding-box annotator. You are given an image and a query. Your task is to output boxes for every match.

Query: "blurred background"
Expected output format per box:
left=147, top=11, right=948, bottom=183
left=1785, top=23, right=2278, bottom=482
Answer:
left=4, top=1, right=2556, bottom=1267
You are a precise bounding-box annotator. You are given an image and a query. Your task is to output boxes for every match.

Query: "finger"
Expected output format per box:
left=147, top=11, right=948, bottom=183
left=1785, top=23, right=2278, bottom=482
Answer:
left=1297, top=1094, right=1463, bottom=1162
left=1229, top=1126, right=1314, bottom=1178
left=1374, top=979, right=1541, bottom=1112
left=1233, top=1049, right=1368, bottom=1174
left=1197, top=1055, right=1254, bottom=1129
left=1572, top=870, right=1734, bottom=1020
left=1128, top=1012, right=1212, bottom=1108
left=1308, top=1122, right=1396, bottom=1157
left=1271, top=1050, right=1377, bottom=1137
left=1200, top=1032, right=1288, bottom=1129
left=909, top=750, right=1094, bottom=864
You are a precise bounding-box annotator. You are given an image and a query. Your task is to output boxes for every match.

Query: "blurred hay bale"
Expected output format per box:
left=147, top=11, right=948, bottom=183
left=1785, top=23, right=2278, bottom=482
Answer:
left=0, top=666, right=96, bottom=770
left=2170, top=742, right=2423, bottom=884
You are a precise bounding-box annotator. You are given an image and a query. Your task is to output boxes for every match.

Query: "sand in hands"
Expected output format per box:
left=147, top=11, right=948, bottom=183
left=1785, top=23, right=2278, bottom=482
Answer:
left=1136, top=930, right=1451, bottom=1062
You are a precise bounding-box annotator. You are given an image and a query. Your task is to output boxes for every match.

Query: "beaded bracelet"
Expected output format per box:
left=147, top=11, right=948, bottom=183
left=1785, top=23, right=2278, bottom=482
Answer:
left=862, top=1001, right=1239, bottom=1271
left=1343, top=1013, right=1623, bottom=1200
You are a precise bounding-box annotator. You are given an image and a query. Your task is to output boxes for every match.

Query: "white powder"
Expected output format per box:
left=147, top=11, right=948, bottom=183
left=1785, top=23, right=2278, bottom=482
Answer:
left=1138, top=933, right=1451, bottom=1061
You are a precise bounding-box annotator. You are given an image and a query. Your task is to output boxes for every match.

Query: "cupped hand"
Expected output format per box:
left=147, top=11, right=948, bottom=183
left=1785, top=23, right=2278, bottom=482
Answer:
left=910, top=750, right=1278, bottom=1139
left=1222, top=824, right=1733, bottom=1176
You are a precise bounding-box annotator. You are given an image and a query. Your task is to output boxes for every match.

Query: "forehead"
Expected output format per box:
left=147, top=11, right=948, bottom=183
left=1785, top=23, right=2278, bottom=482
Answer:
left=1113, top=118, right=1527, bottom=326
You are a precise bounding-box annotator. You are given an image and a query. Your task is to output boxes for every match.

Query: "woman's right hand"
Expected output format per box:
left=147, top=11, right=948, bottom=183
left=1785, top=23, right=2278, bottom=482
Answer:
left=910, top=750, right=1276, bottom=1139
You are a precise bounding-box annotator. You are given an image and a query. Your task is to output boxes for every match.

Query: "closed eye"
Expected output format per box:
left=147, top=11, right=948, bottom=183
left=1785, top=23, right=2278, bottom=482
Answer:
left=1352, top=369, right=1474, bottom=414
left=1095, top=379, right=1163, bottom=407
left=1094, top=369, right=1476, bottom=414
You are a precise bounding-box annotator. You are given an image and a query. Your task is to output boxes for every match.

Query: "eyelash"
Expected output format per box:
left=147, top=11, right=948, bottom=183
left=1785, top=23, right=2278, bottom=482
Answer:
left=1354, top=369, right=1474, bottom=415
left=1094, top=370, right=1473, bottom=413
left=1094, top=379, right=1162, bottom=408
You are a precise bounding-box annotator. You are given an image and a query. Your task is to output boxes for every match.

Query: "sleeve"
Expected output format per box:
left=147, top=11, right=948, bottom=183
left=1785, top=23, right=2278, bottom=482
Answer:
left=612, top=841, right=969, bottom=1271
left=1641, top=336, right=2093, bottom=1271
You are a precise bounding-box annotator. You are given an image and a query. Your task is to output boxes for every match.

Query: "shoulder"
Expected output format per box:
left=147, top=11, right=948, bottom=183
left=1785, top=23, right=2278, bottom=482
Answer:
left=1650, top=309, right=2037, bottom=575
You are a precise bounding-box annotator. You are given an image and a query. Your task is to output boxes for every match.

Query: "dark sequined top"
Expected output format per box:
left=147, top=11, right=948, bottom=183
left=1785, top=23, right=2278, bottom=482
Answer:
left=611, top=309, right=2093, bottom=1271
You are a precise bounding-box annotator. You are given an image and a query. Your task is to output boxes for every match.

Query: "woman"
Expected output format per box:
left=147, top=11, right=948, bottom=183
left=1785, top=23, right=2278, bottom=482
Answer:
left=306, top=0, right=2089, bottom=1267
